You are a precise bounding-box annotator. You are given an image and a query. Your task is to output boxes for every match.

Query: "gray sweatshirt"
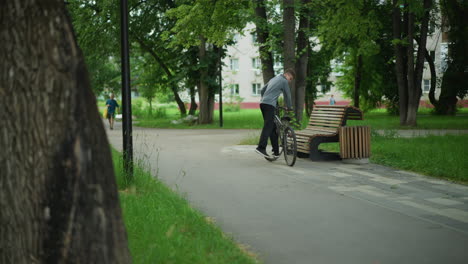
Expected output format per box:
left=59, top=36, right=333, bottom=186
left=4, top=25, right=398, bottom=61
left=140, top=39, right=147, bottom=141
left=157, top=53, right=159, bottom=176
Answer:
left=260, top=74, right=292, bottom=108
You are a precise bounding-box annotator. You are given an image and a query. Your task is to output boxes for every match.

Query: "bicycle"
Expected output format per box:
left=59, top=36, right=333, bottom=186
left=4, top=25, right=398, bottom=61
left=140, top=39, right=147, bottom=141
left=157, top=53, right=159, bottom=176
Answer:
left=265, top=106, right=297, bottom=166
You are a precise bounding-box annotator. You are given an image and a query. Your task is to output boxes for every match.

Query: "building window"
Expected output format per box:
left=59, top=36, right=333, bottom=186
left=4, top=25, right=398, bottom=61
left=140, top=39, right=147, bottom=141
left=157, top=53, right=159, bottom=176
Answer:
left=429, top=20, right=436, bottom=35
left=423, top=79, right=430, bottom=93
left=230, top=59, right=239, bottom=71
left=252, top=83, right=262, bottom=95
left=252, top=57, right=261, bottom=69
left=233, top=33, right=240, bottom=45
left=251, top=32, right=257, bottom=44
left=320, top=84, right=328, bottom=94
left=273, top=54, right=282, bottom=68
left=230, top=84, right=239, bottom=95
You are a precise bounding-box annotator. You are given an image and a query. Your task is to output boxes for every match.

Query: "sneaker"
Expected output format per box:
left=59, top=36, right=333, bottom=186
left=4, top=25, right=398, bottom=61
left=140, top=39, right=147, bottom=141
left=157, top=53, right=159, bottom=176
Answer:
left=255, top=148, right=270, bottom=158
left=273, top=153, right=280, bottom=158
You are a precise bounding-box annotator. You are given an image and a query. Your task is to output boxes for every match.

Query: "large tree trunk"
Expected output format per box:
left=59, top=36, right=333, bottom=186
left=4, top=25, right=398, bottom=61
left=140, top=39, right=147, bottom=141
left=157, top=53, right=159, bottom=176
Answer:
left=406, top=11, right=417, bottom=126
left=425, top=48, right=438, bottom=107
left=253, top=0, right=275, bottom=84
left=294, top=0, right=311, bottom=123
left=198, top=36, right=213, bottom=124
left=437, top=0, right=467, bottom=115
left=0, top=1, right=131, bottom=263
left=283, top=0, right=296, bottom=106
left=189, top=85, right=198, bottom=115
left=393, top=0, right=408, bottom=124
left=353, top=54, right=363, bottom=108
left=134, top=36, right=187, bottom=116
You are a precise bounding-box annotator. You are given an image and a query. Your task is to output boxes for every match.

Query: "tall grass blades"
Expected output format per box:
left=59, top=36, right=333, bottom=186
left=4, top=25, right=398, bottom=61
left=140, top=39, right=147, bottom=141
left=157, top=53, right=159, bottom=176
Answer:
left=111, top=149, right=259, bottom=264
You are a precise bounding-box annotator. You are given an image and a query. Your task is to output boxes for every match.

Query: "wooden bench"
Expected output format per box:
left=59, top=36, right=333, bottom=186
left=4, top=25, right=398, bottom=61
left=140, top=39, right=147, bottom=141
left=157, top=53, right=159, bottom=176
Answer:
left=296, top=105, right=363, bottom=160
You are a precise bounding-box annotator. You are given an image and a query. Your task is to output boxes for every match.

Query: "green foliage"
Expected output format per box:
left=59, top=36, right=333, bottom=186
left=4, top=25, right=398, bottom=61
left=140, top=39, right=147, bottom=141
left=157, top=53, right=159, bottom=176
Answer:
left=317, top=0, right=398, bottom=111
left=318, top=0, right=382, bottom=57
left=223, top=94, right=244, bottom=112
left=67, top=0, right=121, bottom=94
left=165, top=0, right=251, bottom=47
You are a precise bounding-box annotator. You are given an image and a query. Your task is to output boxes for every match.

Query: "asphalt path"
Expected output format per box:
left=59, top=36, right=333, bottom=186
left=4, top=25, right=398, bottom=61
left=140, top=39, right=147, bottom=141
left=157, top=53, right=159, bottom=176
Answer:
left=107, top=124, right=468, bottom=264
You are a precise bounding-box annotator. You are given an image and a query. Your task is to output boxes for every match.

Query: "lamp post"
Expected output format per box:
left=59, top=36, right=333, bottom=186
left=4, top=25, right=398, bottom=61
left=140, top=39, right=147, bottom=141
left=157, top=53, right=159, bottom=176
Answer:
left=120, top=0, right=133, bottom=179
left=219, top=47, right=223, bottom=127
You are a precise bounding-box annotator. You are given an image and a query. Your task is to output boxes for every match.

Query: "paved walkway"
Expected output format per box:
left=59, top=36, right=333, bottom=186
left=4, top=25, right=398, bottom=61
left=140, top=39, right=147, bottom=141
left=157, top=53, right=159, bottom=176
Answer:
left=107, top=125, right=468, bottom=264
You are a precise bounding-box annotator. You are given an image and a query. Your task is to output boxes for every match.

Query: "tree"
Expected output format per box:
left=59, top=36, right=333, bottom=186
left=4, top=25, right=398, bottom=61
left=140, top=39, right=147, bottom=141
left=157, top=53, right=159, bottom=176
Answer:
left=318, top=1, right=398, bottom=112
left=0, top=1, right=131, bottom=262
left=252, top=0, right=276, bottom=84
left=68, top=0, right=189, bottom=116
left=294, top=0, right=312, bottom=122
left=166, top=0, right=250, bottom=124
left=67, top=0, right=121, bottom=95
left=128, top=0, right=188, bottom=116
left=433, top=0, right=468, bottom=114
left=318, top=0, right=382, bottom=109
left=392, top=0, right=433, bottom=126
left=305, top=44, right=333, bottom=116
left=283, top=0, right=296, bottom=104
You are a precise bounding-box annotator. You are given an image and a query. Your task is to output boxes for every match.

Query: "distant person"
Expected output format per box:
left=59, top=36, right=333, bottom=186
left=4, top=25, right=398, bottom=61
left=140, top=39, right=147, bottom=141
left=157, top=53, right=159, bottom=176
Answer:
left=255, top=68, right=295, bottom=158
left=329, top=94, right=336, bottom=105
left=106, top=93, right=119, bottom=130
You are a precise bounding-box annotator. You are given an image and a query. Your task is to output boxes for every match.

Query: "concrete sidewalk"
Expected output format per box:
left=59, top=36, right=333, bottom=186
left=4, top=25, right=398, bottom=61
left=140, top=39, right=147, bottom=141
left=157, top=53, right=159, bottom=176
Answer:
left=107, top=124, right=468, bottom=264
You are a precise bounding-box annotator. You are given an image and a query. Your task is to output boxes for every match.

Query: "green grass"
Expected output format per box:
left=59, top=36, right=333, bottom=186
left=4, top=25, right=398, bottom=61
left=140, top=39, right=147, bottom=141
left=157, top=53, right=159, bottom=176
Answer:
left=134, top=107, right=468, bottom=130
left=136, top=109, right=265, bottom=129
left=112, top=149, right=258, bottom=264
left=237, top=133, right=468, bottom=183
left=370, top=134, right=468, bottom=183
left=347, top=109, right=468, bottom=129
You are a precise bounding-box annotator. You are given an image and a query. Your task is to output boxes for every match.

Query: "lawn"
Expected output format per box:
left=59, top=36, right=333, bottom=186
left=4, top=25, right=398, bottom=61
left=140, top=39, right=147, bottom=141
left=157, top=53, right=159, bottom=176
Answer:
left=133, top=107, right=468, bottom=130
left=113, top=149, right=258, bottom=264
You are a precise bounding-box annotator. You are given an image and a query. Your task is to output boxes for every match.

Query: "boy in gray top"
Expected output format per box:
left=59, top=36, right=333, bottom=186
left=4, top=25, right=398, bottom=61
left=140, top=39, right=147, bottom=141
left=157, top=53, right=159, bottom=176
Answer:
left=256, top=69, right=295, bottom=158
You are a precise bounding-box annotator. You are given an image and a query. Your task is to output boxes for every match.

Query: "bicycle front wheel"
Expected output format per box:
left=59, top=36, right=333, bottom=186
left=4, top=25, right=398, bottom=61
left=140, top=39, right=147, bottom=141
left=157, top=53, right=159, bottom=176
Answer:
left=283, top=126, right=297, bottom=166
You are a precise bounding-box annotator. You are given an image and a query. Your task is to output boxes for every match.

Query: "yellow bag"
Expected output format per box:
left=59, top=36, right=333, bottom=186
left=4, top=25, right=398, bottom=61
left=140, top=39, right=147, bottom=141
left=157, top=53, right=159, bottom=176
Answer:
left=103, top=108, right=108, bottom=118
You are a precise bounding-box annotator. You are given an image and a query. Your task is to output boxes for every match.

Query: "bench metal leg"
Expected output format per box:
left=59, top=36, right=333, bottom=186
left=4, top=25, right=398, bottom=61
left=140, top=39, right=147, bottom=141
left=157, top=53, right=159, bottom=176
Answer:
left=308, top=136, right=341, bottom=161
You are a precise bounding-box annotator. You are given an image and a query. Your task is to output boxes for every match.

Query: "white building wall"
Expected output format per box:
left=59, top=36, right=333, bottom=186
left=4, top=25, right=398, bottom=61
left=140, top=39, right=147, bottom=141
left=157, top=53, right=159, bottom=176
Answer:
left=222, top=24, right=264, bottom=104
left=220, top=21, right=447, bottom=105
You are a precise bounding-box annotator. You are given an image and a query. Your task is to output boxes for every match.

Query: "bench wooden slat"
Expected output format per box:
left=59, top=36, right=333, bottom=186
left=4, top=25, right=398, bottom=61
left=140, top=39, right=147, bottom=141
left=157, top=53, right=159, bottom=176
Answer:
left=310, top=115, right=343, bottom=120
left=296, top=105, right=364, bottom=156
left=311, top=112, right=345, bottom=118
left=309, top=120, right=343, bottom=125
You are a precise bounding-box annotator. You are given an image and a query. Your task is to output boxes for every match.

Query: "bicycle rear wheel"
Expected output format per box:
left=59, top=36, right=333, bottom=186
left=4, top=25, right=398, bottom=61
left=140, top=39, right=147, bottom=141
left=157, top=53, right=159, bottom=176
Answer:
left=283, top=126, right=297, bottom=166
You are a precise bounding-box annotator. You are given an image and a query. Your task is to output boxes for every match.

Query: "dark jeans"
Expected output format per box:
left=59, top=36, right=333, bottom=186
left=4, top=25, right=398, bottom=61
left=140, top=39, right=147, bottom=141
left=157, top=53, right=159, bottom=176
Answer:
left=257, top=103, right=279, bottom=154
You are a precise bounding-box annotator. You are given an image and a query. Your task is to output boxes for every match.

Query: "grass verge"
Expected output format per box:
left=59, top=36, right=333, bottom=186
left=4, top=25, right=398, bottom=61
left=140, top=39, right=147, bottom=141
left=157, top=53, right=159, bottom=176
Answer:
left=112, top=149, right=259, bottom=264
left=238, top=133, right=468, bottom=183
left=135, top=107, right=468, bottom=130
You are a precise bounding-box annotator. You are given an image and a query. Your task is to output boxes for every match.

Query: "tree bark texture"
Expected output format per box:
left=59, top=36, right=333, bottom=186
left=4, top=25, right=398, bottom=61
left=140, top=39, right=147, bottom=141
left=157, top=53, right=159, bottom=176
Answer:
left=134, top=36, right=187, bottom=116
left=253, top=0, right=275, bottom=84
left=425, top=48, right=438, bottom=107
left=437, top=0, right=467, bottom=115
left=406, top=11, right=417, bottom=126
left=393, top=0, right=435, bottom=126
left=294, top=0, right=311, bottom=122
left=0, top=1, right=131, bottom=263
left=197, top=37, right=214, bottom=124
left=283, top=0, right=296, bottom=106
left=189, top=85, right=198, bottom=115
left=393, top=0, right=408, bottom=124
left=353, top=54, right=363, bottom=109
